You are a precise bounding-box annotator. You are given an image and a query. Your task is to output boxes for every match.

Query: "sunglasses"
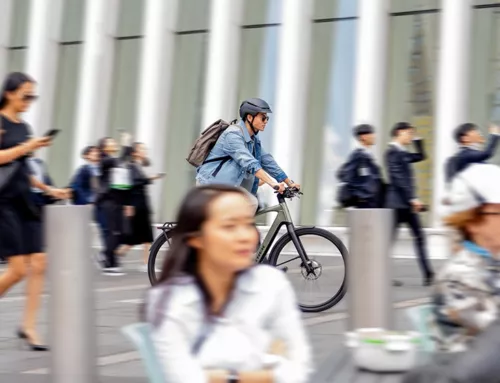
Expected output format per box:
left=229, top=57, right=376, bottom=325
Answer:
left=260, top=114, right=269, bottom=122
left=22, top=94, right=39, bottom=102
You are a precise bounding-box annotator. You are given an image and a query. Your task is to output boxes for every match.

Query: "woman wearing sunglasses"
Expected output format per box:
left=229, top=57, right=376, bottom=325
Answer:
left=145, top=185, right=312, bottom=383
left=0, top=72, right=66, bottom=351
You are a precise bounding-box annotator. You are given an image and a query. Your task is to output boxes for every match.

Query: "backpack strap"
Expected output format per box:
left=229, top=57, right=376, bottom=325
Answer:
left=201, top=122, right=242, bottom=176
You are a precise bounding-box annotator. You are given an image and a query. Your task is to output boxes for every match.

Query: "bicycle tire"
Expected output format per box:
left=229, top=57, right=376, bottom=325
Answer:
left=268, top=227, right=348, bottom=313
left=148, top=230, right=173, bottom=286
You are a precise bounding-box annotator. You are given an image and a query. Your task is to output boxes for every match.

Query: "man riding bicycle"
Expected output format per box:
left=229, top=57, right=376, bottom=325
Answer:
left=196, top=98, right=300, bottom=209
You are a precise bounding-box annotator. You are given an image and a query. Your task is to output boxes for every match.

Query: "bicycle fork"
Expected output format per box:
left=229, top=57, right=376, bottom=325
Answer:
left=286, top=224, right=315, bottom=274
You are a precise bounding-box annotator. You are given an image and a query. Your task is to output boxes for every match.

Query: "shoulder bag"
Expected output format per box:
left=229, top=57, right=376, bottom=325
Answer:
left=0, top=116, right=21, bottom=194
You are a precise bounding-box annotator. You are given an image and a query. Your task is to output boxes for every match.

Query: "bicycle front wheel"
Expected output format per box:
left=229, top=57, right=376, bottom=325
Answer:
left=148, top=230, right=173, bottom=285
left=268, top=227, right=348, bottom=313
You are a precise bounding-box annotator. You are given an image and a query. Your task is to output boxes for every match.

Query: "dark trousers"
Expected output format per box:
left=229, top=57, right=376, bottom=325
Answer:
left=101, top=200, right=123, bottom=268
left=392, top=208, right=433, bottom=278
left=94, top=204, right=107, bottom=248
left=356, top=199, right=378, bottom=209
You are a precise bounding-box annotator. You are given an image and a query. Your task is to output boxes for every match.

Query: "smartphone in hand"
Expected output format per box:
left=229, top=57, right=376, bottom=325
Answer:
left=44, top=129, right=60, bottom=139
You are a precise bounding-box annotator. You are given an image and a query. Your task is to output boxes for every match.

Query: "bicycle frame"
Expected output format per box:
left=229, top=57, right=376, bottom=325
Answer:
left=155, top=193, right=310, bottom=269
left=254, top=194, right=309, bottom=266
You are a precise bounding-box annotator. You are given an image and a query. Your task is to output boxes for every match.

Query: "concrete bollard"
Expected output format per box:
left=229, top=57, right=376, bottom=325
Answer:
left=46, top=205, right=97, bottom=383
left=347, top=208, right=393, bottom=330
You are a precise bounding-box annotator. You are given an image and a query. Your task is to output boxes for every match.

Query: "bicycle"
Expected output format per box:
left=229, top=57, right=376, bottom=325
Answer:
left=147, top=187, right=348, bottom=313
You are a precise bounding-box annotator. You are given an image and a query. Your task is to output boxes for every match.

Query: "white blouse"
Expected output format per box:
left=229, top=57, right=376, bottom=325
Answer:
left=147, top=265, right=313, bottom=383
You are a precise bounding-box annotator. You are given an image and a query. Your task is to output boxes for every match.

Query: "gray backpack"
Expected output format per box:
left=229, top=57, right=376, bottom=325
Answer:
left=186, top=119, right=237, bottom=168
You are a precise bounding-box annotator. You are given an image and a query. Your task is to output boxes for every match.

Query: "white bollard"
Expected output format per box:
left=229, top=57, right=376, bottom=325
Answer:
left=347, top=208, right=393, bottom=330
left=46, top=205, right=97, bottom=383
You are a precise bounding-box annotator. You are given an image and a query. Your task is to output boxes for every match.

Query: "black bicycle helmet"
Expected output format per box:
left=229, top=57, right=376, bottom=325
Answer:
left=239, top=98, right=273, bottom=120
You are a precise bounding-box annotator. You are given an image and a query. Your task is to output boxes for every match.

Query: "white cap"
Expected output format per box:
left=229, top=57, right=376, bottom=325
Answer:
left=443, top=163, right=500, bottom=216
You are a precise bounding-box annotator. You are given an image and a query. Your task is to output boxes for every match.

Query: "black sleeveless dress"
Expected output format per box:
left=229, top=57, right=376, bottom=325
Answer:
left=0, top=115, right=42, bottom=258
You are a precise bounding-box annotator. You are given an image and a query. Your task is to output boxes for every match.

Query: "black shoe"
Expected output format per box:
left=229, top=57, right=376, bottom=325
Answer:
left=424, top=274, right=435, bottom=287
left=17, top=329, right=49, bottom=351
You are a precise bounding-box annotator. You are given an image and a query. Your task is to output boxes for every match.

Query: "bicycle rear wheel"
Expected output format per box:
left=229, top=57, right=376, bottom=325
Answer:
left=268, top=227, right=348, bottom=313
left=147, top=230, right=173, bottom=285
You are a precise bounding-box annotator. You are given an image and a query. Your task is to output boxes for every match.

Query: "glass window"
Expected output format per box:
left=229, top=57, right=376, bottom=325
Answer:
left=468, top=6, right=500, bottom=164
left=390, top=0, right=440, bottom=13
left=160, top=34, right=208, bottom=221
left=107, top=39, right=143, bottom=137
left=9, top=0, right=30, bottom=47
left=59, top=0, right=86, bottom=42
left=47, top=45, right=83, bottom=186
left=116, top=0, right=145, bottom=37
left=300, top=18, right=357, bottom=226
left=384, top=13, right=440, bottom=226
left=314, top=0, right=358, bottom=19
left=177, top=0, right=212, bottom=32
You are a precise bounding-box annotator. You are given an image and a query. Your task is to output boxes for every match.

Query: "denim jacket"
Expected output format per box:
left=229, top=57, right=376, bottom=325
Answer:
left=196, top=120, right=288, bottom=195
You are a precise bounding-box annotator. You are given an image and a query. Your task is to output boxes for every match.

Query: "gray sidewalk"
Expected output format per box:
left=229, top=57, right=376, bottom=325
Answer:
left=0, top=257, right=442, bottom=382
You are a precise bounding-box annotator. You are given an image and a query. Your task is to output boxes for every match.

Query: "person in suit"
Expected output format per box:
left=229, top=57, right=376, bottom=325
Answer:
left=337, top=124, right=384, bottom=208
left=385, top=122, right=434, bottom=286
left=445, top=123, right=500, bottom=183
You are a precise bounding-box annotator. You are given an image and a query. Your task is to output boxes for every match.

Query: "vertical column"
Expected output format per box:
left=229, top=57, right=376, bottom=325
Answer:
left=270, top=0, right=313, bottom=222
left=352, top=0, right=390, bottom=159
left=201, top=0, right=244, bottom=127
left=432, top=0, right=472, bottom=227
left=72, top=0, right=120, bottom=169
left=47, top=205, right=96, bottom=383
left=0, top=0, right=13, bottom=81
left=135, top=0, right=179, bottom=220
left=23, top=0, right=64, bottom=138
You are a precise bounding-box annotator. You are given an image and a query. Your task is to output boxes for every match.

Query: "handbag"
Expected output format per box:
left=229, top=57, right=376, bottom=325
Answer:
left=0, top=116, right=21, bottom=194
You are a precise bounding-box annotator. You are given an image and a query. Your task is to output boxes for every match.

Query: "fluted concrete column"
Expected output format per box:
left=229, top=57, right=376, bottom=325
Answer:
left=270, top=0, right=313, bottom=223
left=0, top=0, right=13, bottom=81
left=23, top=0, right=64, bottom=139
left=201, top=0, right=244, bottom=127
left=432, top=0, right=472, bottom=227
left=135, top=0, right=179, bottom=220
left=72, top=0, right=120, bottom=168
left=352, top=0, right=390, bottom=158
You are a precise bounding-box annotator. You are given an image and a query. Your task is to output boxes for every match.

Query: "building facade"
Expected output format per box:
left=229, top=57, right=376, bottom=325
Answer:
left=0, top=0, right=498, bottom=227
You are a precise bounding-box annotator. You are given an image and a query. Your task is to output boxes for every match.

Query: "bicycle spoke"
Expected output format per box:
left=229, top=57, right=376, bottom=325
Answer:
left=275, top=255, right=301, bottom=267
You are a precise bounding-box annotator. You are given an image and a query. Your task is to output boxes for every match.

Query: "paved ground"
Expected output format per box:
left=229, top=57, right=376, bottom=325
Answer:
left=0, top=251, right=444, bottom=383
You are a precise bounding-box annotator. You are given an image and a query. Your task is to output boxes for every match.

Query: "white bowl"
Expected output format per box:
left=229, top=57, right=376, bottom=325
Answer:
left=345, top=329, right=421, bottom=372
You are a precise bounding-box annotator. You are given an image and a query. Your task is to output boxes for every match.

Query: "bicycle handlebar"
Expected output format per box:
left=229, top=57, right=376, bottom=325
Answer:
left=274, top=186, right=303, bottom=200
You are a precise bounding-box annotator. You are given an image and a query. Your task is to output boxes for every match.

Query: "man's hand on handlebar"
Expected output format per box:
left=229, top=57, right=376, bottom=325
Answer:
left=272, top=183, right=286, bottom=194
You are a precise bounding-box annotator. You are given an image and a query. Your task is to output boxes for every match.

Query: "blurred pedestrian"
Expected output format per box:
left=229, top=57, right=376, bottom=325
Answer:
left=117, top=142, right=164, bottom=272
left=404, top=164, right=500, bottom=381
left=0, top=72, right=66, bottom=351
left=385, top=122, right=434, bottom=286
left=70, top=145, right=101, bottom=205
left=445, top=123, right=500, bottom=184
left=95, top=134, right=133, bottom=275
left=145, top=185, right=312, bottom=383
left=337, top=124, right=384, bottom=208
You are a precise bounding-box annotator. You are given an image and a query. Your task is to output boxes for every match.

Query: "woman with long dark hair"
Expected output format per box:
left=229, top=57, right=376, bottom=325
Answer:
left=146, top=185, right=312, bottom=383
left=95, top=134, right=133, bottom=275
left=118, top=142, right=164, bottom=272
left=0, top=72, right=66, bottom=350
